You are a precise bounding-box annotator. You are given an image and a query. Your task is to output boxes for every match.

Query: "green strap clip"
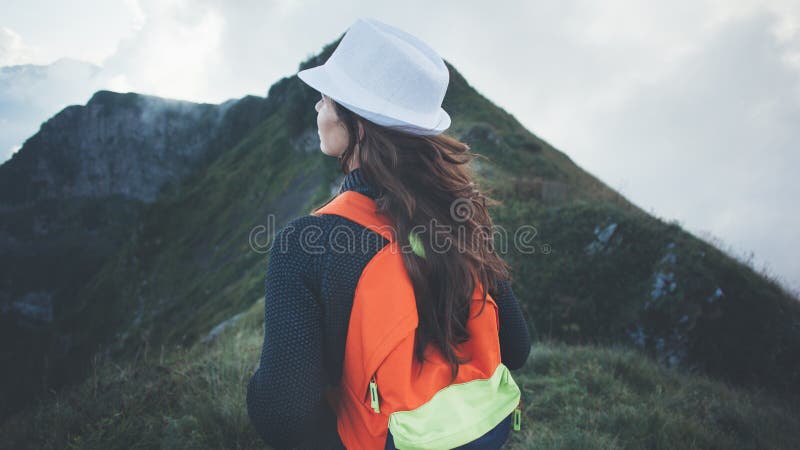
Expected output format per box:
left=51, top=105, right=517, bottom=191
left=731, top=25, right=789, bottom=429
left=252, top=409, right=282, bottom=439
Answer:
left=513, top=404, right=522, bottom=431
left=369, top=375, right=380, bottom=413
left=409, top=231, right=426, bottom=259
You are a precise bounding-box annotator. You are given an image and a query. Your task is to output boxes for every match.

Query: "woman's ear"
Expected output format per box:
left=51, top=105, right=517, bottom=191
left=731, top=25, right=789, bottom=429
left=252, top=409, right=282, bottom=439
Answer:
left=358, top=122, right=365, bottom=141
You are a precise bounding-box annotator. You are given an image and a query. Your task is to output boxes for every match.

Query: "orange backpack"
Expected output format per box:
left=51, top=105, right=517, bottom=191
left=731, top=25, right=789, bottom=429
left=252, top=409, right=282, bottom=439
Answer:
left=312, top=190, right=522, bottom=449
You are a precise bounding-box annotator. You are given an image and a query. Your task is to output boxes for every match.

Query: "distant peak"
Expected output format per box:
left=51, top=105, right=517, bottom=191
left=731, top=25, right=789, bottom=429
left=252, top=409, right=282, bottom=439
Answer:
left=86, top=90, right=142, bottom=108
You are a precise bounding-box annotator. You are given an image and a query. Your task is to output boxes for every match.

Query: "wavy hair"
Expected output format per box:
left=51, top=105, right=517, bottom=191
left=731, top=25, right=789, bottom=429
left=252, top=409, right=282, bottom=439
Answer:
left=313, top=95, right=511, bottom=383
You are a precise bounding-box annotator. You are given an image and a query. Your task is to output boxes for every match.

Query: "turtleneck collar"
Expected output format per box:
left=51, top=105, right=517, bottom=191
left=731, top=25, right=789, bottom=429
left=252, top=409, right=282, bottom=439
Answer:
left=338, top=167, right=379, bottom=199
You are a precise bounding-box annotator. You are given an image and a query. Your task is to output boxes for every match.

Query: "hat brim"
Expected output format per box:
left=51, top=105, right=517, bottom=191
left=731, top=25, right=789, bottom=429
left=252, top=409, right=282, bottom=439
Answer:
left=297, top=64, right=451, bottom=135
left=423, top=107, right=452, bottom=135
left=335, top=97, right=451, bottom=135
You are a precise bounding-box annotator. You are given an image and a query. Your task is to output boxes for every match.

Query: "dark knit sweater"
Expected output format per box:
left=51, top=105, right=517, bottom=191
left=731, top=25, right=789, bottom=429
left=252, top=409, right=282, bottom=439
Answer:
left=246, top=168, right=532, bottom=449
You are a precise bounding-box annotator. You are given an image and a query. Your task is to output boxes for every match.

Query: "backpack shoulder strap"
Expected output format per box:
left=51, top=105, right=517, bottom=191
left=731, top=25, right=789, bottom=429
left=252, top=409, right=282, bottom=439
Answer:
left=311, top=191, right=396, bottom=243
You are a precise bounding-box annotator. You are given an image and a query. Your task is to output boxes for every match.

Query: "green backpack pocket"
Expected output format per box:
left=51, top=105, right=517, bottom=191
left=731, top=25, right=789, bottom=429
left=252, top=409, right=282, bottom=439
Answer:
left=387, top=363, right=521, bottom=450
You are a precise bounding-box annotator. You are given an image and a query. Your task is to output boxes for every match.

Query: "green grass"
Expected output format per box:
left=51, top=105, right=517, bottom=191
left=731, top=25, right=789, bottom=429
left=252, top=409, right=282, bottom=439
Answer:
left=2, top=297, right=798, bottom=450
left=0, top=297, right=266, bottom=450
left=508, top=341, right=800, bottom=449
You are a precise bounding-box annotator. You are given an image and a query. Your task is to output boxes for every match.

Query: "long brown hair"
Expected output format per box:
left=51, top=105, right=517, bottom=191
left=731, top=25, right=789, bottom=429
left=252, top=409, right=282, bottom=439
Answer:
left=319, top=95, right=511, bottom=383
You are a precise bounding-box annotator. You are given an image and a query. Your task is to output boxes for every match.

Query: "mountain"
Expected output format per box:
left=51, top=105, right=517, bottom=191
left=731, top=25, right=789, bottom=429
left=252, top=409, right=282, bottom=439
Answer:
left=0, top=88, right=273, bottom=419
left=1, top=33, right=799, bottom=433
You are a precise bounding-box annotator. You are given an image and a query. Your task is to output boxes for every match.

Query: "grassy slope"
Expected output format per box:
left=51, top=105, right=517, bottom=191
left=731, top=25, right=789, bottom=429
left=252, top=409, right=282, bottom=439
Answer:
left=2, top=297, right=798, bottom=449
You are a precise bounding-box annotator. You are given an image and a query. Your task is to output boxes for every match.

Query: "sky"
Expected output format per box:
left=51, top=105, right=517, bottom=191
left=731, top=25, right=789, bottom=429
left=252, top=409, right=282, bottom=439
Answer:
left=1, top=0, right=798, bottom=296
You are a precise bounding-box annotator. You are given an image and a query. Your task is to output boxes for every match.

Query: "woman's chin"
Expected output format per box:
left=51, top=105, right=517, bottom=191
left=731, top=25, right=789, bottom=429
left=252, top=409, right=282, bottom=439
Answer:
left=320, top=146, right=339, bottom=157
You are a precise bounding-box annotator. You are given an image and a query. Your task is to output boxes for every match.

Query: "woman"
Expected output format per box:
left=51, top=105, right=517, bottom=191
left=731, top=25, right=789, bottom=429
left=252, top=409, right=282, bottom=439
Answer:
left=247, top=18, right=531, bottom=449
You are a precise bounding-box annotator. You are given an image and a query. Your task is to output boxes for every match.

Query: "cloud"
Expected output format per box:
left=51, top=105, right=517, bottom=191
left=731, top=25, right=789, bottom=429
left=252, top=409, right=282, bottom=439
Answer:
left=539, top=6, right=800, bottom=293
left=0, top=27, right=41, bottom=66
left=123, top=0, right=147, bottom=32
left=98, top=0, right=226, bottom=102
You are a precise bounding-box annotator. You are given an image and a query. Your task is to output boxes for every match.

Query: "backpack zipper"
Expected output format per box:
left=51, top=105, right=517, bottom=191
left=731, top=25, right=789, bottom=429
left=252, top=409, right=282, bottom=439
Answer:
left=513, top=398, right=522, bottom=431
left=368, top=374, right=381, bottom=413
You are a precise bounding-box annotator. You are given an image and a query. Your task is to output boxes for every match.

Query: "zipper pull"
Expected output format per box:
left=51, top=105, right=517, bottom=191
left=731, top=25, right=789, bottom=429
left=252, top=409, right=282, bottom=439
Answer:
left=369, top=375, right=380, bottom=413
left=513, top=399, right=522, bottom=431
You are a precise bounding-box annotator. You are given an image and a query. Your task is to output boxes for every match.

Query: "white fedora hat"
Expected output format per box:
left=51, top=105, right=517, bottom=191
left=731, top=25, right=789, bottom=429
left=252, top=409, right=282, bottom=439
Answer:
left=297, top=17, right=451, bottom=136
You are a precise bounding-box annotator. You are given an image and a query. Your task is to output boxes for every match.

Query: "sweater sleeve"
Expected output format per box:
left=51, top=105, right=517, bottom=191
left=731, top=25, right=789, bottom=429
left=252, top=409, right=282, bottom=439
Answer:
left=246, top=216, right=342, bottom=449
left=491, top=278, right=532, bottom=370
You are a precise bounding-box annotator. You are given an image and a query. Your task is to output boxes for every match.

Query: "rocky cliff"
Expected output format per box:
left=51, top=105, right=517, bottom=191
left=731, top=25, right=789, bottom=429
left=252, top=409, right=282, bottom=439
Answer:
left=0, top=89, right=272, bottom=420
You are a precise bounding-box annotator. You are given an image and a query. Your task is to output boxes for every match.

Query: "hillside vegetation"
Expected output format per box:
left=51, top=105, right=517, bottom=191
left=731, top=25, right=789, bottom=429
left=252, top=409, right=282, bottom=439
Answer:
left=2, top=297, right=798, bottom=449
